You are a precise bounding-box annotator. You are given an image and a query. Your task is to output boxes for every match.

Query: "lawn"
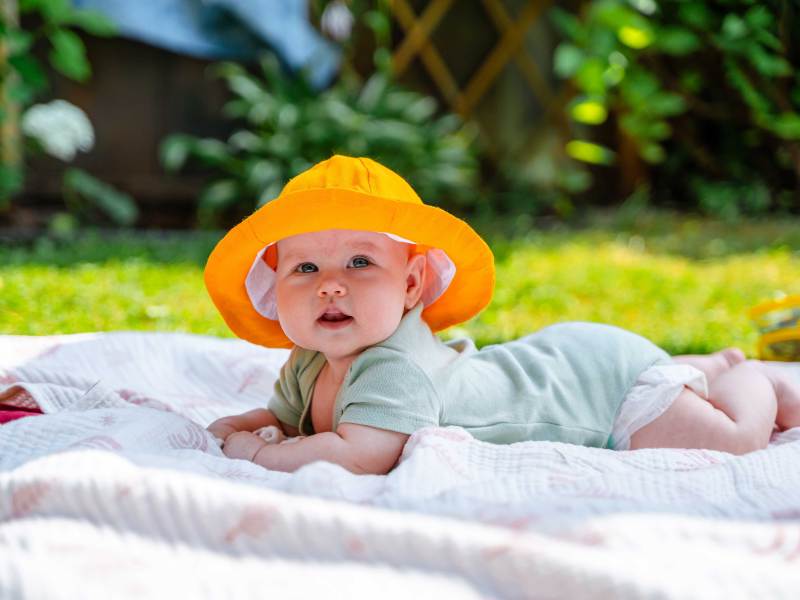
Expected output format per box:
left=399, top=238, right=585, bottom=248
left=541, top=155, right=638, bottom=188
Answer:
left=2, top=210, right=800, bottom=356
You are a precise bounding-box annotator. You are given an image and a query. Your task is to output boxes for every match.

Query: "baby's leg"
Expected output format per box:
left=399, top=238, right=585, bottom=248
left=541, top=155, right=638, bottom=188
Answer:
left=672, top=347, right=746, bottom=385
left=748, top=362, right=800, bottom=430
left=629, top=361, right=777, bottom=454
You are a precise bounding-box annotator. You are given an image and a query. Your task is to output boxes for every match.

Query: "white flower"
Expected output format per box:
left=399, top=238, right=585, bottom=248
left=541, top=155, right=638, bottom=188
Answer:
left=21, top=99, right=95, bottom=162
left=321, top=0, right=354, bottom=43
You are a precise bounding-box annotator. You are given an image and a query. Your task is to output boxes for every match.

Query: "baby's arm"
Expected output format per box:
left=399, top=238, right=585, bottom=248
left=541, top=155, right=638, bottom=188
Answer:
left=207, top=408, right=297, bottom=441
left=223, top=423, right=409, bottom=475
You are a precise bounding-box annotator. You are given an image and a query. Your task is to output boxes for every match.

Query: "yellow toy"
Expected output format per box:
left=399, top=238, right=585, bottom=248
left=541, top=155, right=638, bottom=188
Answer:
left=749, top=295, right=800, bottom=361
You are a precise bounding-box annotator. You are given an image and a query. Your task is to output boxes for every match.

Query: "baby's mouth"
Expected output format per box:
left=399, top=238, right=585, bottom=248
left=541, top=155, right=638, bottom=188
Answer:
left=317, top=309, right=354, bottom=329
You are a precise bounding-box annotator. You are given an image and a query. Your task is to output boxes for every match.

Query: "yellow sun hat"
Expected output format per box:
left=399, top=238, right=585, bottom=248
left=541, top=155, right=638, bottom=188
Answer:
left=204, top=155, right=495, bottom=348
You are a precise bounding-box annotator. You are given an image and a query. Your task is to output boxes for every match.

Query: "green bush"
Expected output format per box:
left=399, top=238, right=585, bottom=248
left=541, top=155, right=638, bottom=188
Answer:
left=161, top=55, right=479, bottom=227
left=552, top=0, right=800, bottom=217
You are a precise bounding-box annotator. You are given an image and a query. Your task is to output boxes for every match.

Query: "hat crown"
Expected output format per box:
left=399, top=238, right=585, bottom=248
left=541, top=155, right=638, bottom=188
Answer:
left=280, top=155, right=422, bottom=205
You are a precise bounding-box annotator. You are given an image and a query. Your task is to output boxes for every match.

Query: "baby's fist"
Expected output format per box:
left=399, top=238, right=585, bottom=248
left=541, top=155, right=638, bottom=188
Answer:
left=223, top=431, right=267, bottom=461
left=207, top=418, right=238, bottom=444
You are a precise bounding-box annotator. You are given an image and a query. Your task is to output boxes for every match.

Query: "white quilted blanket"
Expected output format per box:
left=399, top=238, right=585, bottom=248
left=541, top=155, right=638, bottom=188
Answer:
left=1, top=331, right=799, bottom=599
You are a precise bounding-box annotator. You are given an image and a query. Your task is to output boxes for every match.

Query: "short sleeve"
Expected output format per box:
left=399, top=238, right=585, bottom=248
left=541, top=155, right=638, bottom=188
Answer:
left=336, top=351, right=440, bottom=435
left=267, top=347, right=312, bottom=428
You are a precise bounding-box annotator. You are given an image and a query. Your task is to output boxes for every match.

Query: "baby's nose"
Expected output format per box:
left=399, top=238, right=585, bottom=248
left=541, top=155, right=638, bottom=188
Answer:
left=317, top=278, right=347, bottom=297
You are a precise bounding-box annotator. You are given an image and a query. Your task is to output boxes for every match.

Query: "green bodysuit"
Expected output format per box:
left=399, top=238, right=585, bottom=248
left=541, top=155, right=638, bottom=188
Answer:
left=267, top=304, right=670, bottom=448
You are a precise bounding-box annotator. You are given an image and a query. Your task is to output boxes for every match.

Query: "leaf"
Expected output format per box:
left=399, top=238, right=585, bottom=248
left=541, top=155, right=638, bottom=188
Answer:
left=193, top=139, right=232, bottom=165
left=744, top=6, right=773, bottom=30
left=645, top=92, right=687, bottom=117
left=276, top=105, right=300, bottom=130
left=63, top=10, right=117, bottom=37
left=228, top=131, right=263, bottom=153
left=403, top=96, right=437, bottom=124
left=557, top=166, right=592, bottom=193
left=640, top=142, right=665, bottom=164
left=48, top=29, right=91, bottom=82
left=63, top=168, right=138, bottom=226
left=646, top=120, right=671, bottom=141
left=721, top=15, right=748, bottom=40
left=9, top=55, right=47, bottom=94
left=725, top=60, right=771, bottom=116
left=19, top=0, right=42, bottom=11
left=575, top=57, right=607, bottom=95
left=23, top=0, right=71, bottom=22
left=620, top=69, right=660, bottom=104
left=357, top=73, right=389, bottom=112
left=264, top=133, right=296, bottom=159
left=198, top=180, right=239, bottom=213
left=159, top=135, right=194, bottom=172
left=245, top=159, right=281, bottom=190
left=362, top=119, right=422, bottom=147
left=748, top=45, right=791, bottom=77
left=227, top=74, right=265, bottom=103
left=565, top=140, right=615, bottom=165
left=678, top=3, right=712, bottom=29
left=258, top=54, right=291, bottom=99
left=431, top=114, right=462, bottom=137
left=384, top=89, right=423, bottom=115
left=550, top=7, right=583, bottom=40
left=363, top=9, right=390, bottom=39
left=553, top=43, right=584, bottom=78
left=8, top=30, right=34, bottom=55
left=680, top=70, right=703, bottom=93
left=768, top=114, right=800, bottom=140
left=617, top=25, right=654, bottom=49
left=655, top=27, right=701, bottom=56
left=593, top=2, right=637, bottom=30
left=569, top=98, right=608, bottom=125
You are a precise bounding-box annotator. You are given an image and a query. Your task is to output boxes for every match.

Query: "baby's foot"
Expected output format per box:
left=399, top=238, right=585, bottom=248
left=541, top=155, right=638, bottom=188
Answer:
left=719, top=347, right=747, bottom=369
left=701, top=347, right=747, bottom=381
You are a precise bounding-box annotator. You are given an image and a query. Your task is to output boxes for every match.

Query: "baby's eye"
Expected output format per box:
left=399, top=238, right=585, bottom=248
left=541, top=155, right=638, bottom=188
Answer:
left=349, top=256, right=371, bottom=268
left=295, top=262, right=318, bottom=273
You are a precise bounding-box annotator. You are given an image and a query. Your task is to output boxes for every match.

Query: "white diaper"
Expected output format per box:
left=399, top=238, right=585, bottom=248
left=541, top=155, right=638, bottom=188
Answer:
left=611, top=362, right=709, bottom=450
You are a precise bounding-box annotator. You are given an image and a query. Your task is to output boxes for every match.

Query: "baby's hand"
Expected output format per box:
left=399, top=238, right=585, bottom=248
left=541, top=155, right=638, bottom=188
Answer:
left=222, top=431, right=267, bottom=462
left=207, top=417, right=239, bottom=442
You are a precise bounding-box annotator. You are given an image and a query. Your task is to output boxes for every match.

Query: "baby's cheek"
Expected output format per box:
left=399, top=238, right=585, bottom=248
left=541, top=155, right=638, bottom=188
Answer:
left=277, top=313, right=308, bottom=346
left=371, top=306, right=404, bottom=340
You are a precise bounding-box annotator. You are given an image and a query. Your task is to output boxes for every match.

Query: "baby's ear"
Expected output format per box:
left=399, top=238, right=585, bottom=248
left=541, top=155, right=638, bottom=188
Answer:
left=404, top=252, right=426, bottom=309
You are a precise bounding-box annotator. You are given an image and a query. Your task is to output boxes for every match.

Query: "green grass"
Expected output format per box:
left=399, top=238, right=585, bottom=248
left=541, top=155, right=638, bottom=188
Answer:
left=2, top=211, right=800, bottom=355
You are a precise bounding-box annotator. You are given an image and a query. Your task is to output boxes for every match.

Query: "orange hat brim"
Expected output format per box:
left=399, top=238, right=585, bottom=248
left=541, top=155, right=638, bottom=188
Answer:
left=204, top=187, right=495, bottom=348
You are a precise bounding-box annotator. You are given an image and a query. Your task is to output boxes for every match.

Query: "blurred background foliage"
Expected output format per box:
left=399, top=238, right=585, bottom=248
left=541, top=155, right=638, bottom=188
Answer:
left=0, top=0, right=137, bottom=230
left=160, top=0, right=480, bottom=226
left=0, top=0, right=797, bottom=227
left=553, top=0, right=800, bottom=220
left=160, top=55, right=478, bottom=226
left=154, top=0, right=800, bottom=226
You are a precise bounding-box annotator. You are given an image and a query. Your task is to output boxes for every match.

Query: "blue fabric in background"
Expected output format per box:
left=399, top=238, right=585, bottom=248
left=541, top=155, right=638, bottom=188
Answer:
left=71, top=0, right=340, bottom=88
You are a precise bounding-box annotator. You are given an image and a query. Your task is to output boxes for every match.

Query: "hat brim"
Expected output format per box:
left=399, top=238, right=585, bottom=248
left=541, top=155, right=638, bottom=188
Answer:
left=204, top=188, right=495, bottom=348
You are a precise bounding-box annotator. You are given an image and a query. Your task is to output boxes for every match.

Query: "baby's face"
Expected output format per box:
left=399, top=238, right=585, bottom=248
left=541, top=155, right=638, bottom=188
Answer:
left=274, top=230, right=423, bottom=361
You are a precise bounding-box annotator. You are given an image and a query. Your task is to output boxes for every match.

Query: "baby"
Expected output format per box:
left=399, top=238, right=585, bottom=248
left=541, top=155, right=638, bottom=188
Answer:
left=205, top=155, right=800, bottom=474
